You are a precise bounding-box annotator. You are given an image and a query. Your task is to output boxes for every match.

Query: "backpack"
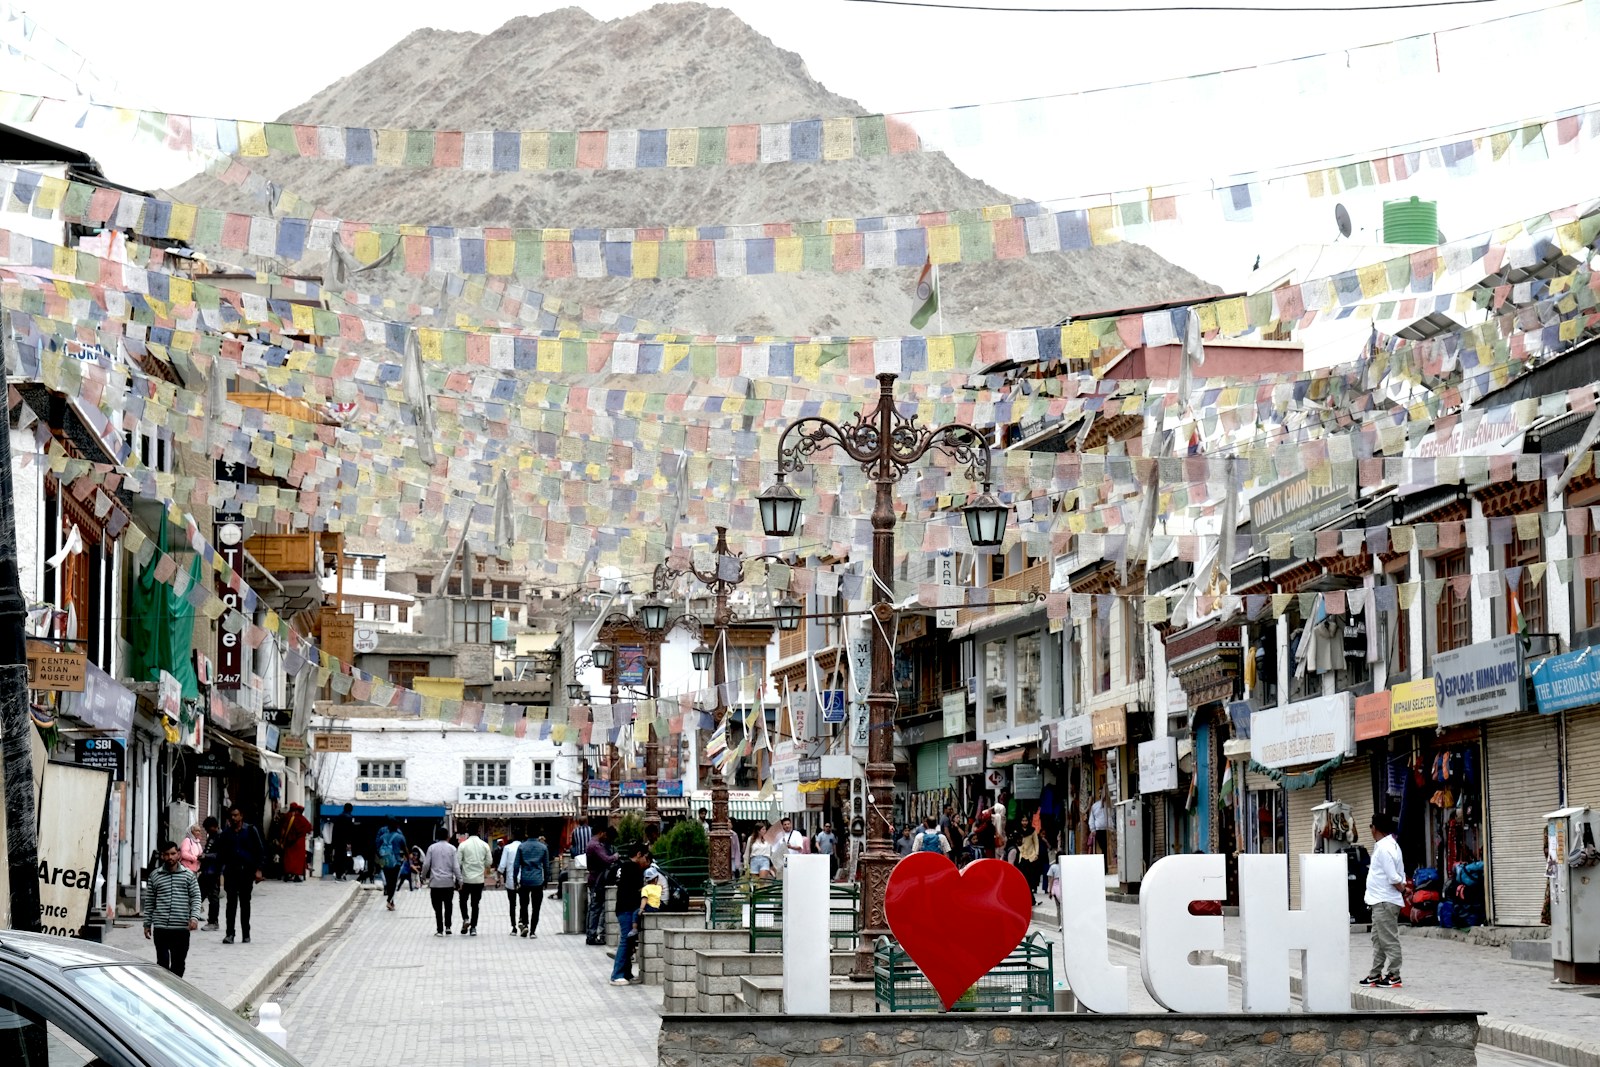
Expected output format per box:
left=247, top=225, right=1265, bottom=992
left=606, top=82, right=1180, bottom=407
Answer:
left=917, top=830, right=943, bottom=853
left=377, top=833, right=400, bottom=870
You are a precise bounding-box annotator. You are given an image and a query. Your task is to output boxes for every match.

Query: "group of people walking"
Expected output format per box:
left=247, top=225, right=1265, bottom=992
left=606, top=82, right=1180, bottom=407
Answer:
left=142, top=806, right=270, bottom=976
left=894, top=799, right=1053, bottom=903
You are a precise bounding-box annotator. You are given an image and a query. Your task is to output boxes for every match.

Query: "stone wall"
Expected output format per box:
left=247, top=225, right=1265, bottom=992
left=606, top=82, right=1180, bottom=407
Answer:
left=659, top=1012, right=1480, bottom=1067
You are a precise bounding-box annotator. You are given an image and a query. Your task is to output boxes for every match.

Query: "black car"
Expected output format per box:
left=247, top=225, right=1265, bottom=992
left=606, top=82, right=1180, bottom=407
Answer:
left=0, top=931, right=303, bottom=1066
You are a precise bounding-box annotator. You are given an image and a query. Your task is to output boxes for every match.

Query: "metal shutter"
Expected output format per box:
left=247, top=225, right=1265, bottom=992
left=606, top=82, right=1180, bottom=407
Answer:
left=1565, top=707, right=1600, bottom=809
left=1286, top=782, right=1323, bottom=908
left=915, top=741, right=953, bottom=793
left=1486, top=714, right=1560, bottom=926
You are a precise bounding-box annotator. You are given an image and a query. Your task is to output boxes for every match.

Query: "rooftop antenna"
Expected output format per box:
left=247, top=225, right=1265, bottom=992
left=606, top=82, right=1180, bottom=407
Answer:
left=1334, top=203, right=1353, bottom=241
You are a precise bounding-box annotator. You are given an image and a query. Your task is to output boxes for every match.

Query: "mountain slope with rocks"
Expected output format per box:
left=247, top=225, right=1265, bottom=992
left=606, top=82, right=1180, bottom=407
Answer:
left=175, top=2, right=1216, bottom=336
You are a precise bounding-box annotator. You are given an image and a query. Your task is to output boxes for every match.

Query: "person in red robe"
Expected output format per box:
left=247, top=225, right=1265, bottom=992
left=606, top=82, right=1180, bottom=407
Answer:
left=279, top=803, right=313, bottom=882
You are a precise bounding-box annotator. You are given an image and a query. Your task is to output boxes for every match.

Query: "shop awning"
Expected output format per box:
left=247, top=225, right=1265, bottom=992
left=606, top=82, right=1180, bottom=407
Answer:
left=611, top=796, right=688, bottom=812
left=453, top=799, right=576, bottom=818
left=690, top=791, right=780, bottom=821
left=318, top=803, right=447, bottom=820
left=988, top=744, right=1036, bottom=767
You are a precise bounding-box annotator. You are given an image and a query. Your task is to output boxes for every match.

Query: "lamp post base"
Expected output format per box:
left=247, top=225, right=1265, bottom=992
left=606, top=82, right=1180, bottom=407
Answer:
left=851, top=846, right=896, bottom=980
left=709, top=782, right=732, bottom=882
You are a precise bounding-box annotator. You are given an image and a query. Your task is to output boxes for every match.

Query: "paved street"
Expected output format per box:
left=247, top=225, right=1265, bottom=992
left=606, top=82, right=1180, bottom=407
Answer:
left=273, top=883, right=659, bottom=1067
left=102, top=876, right=357, bottom=1011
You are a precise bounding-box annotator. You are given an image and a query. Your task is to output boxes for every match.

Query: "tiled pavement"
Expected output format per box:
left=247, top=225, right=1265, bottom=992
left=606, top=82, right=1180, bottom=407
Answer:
left=276, top=883, right=659, bottom=1067
left=102, top=876, right=357, bottom=1010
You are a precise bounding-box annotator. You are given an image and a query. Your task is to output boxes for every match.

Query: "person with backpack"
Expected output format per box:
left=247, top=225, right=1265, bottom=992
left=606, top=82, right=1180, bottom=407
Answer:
left=913, top=816, right=952, bottom=858
left=512, top=831, right=553, bottom=937
left=375, top=822, right=408, bottom=911
left=584, top=826, right=618, bottom=945
left=215, top=806, right=265, bottom=945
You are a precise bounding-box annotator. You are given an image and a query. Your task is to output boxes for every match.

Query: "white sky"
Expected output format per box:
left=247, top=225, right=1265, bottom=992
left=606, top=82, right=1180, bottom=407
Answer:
left=4, top=0, right=1597, bottom=287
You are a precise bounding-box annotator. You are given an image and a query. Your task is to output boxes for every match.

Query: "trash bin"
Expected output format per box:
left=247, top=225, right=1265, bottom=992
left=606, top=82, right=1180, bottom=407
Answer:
left=563, top=880, right=588, bottom=934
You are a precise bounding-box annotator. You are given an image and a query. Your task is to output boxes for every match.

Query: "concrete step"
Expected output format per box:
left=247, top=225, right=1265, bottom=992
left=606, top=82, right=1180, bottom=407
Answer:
left=740, top=975, right=880, bottom=1014
left=663, top=927, right=750, bottom=952
left=1510, top=939, right=1553, bottom=964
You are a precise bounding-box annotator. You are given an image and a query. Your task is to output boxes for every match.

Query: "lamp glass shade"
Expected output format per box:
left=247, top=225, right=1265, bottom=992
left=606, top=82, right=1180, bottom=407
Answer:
left=963, top=492, right=1009, bottom=547
left=691, top=644, right=713, bottom=671
left=757, top=481, right=803, bottom=538
left=775, top=595, right=802, bottom=632
left=566, top=682, right=586, bottom=703
left=639, top=593, right=670, bottom=632
left=590, top=642, right=615, bottom=670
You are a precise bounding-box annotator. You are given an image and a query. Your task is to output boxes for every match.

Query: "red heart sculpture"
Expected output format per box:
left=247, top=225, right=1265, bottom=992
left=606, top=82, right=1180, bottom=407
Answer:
left=884, top=853, right=1033, bottom=1010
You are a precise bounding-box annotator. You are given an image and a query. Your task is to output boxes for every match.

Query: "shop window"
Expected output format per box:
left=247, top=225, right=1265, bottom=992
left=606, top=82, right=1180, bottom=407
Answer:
left=388, top=659, right=430, bottom=690
left=1123, top=598, right=1146, bottom=684
left=1093, top=605, right=1112, bottom=694
left=531, top=761, right=553, bottom=787
left=1506, top=532, right=1544, bottom=636
left=464, top=760, right=508, bottom=787
left=1015, top=631, right=1041, bottom=725
left=359, top=760, right=404, bottom=779
left=416, top=575, right=432, bottom=595
left=1434, top=551, right=1471, bottom=652
left=982, top=641, right=1008, bottom=732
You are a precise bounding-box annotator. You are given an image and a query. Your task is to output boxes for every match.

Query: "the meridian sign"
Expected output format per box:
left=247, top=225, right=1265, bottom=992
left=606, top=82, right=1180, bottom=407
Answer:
left=1250, top=694, right=1352, bottom=769
left=1533, top=649, right=1600, bottom=715
left=1433, top=635, right=1523, bottom=726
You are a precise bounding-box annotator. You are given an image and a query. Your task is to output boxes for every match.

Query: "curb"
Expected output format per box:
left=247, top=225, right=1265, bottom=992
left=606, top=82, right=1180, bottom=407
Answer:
left=227, top=882, right=362, bottom=1013
left=1102, top=920, right=1600, bottom=1067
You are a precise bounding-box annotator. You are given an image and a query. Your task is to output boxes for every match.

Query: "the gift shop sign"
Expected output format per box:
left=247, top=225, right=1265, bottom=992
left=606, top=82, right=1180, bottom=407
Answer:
left=1434, top=635, right=1523, bottom=726
left=1532, top=649, right=1600, bottom=715
left=1353, top=691, right=1391, bottom=741
left=1250, top=694, right=1352, bottom=769
left=1389, top=677, right=1439, bottom=732
left=1138, top=738, right=1179, bottom=793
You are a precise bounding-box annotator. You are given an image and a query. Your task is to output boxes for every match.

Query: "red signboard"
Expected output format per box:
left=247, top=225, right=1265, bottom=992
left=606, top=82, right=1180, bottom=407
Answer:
left=1354, top=690, right=1392, bottom=741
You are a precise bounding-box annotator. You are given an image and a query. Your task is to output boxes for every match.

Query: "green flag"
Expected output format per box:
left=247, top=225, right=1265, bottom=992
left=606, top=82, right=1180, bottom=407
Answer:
left=910, top=259, right=938, bottom=329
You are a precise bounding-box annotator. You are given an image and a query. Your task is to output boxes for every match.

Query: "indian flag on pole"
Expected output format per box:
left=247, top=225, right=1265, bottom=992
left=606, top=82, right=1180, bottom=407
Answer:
left=910, top=258, right=939, bottom=329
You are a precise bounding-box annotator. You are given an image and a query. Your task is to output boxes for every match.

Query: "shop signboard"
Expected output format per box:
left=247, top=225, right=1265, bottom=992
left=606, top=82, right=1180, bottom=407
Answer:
left=195, top=751, right=232, bottom=778
left=620, top=780, right=647, bottom=797
left=356, top=777, right=408, bottom=801
left=847, top=617, right=872, bottom=752
left=798, top=757, right=822, bottom=782
left=315, top=732, right=353, bottom=753
left=63, top=662, right=134, bottom=734
left=1250, top=469, right=1357, bottom=538
left=458, top=786, right=565, bottom=803
left=25, top=643, right=86, bottom=692
left=278, top=735, right=310, bottom=759
left=1056, top=715, right=1092, bottom=752
left=73, top=737, right=124, bottom=781
left=1353, top=691, right=1392, bottom=741
left=948, top=740, right=984, bottom=776
left=214, top=506, right=246, bottom=690
left=616, top=645, right=646, bottom=687
left=1138, top=738, right=1179, bottom=792
left=941, top=690, right=967, bottom=736
left=1091, top=705, right=1127, bottom=750
left=1250, top=694, right=1352, bottom=769
left=1012, top=763, right=1042, bottom=800
left=936, top=551, right=958, bottom=629
left=1434, top=635, right=1523, bottom=726
left=35, top=761, right=111, bottom=938
left=819, top=689, right=847, bottom=724
left=1531, top=648, right=1600, bottom=715
left=1389, top=678, right=1439, bottom=732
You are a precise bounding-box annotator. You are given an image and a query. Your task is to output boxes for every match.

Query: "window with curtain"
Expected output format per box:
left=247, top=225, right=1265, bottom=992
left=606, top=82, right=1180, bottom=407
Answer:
left=1506, top=531, right=1544, bottom=636
left=983, top=641, right=1007, bottom=732
left=1434, top=551, right=1471, bottom=652
left=1015, top=631, right=1041, bottom=725
left=1093, top=605, right=1112, bottom=693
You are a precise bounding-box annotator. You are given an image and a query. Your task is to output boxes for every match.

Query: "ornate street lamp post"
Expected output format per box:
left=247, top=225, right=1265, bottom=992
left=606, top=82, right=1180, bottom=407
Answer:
left=759, top=372, right=1007, bottom=980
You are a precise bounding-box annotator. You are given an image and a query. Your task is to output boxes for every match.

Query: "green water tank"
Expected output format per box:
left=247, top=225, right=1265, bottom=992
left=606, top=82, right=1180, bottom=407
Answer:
left=1383, top=196, right=1438, bottom=245
left=491, top=616, right=509, bottom=642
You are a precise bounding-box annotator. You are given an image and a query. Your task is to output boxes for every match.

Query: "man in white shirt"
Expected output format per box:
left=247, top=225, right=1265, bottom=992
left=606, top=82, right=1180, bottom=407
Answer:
left=496, top=832, right=522, bottom=936
left=1360, top=812, right=1407, bottom=989
left=771, top=817, right=805, bottom=875
left=1088, top=793, right=1109, bottom=855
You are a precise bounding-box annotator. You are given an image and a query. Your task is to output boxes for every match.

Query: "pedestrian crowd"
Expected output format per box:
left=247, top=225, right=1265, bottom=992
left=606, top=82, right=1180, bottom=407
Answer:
left=141, top=804, right=268, bottom=976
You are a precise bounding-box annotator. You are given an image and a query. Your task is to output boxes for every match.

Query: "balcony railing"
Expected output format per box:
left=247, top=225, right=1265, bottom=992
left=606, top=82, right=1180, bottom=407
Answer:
left=956, top=562, right=1050, bottom=628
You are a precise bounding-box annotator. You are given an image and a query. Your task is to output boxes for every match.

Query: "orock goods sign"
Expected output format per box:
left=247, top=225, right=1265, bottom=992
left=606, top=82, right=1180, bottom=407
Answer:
left=1434, top=635, right=1524, bottom=726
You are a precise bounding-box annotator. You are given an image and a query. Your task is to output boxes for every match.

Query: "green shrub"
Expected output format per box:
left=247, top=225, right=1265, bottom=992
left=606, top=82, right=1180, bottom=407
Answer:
left=614, top=812, right=645, bottom=845
left=653, top=818, right=708, bottom=867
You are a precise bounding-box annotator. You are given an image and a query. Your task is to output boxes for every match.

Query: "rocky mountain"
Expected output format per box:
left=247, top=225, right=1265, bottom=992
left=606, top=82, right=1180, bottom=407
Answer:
left=174, top=2, right=1215, bottom=337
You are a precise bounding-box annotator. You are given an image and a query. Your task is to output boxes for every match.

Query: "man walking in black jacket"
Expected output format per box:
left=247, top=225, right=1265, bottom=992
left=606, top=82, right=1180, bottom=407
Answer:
left=216, top=806, right=265, bottom=944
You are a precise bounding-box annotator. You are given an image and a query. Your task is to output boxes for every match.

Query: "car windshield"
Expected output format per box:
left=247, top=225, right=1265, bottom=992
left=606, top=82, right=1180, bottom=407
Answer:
left=64, top=963, right=300, bottom=1067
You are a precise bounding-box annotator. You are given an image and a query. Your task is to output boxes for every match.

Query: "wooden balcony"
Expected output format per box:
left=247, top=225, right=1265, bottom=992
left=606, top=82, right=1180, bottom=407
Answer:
left=230, top=390, right=331, bottom=426
left=245, top=531, right=344, bottom=577
left=957, top=562, right=1050, bottom=628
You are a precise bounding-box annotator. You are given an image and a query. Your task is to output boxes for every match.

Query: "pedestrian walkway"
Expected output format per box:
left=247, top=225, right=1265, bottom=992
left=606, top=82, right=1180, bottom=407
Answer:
left=1085, top=898, right=1600, bottom=1065
left=103, top=876, right=358, bottom=1011
left=276, top=883, right=659, bottom=1067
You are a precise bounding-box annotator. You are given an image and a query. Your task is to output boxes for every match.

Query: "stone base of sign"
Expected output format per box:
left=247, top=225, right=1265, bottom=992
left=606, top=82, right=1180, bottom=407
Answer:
left=658, top=1012, right=1480, bottom=1067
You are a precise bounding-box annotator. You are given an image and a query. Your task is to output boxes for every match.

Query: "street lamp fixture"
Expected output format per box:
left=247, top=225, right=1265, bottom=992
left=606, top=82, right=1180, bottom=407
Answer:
left=775, top=594, right=803, bottom=632
left=691, top=643, right=713, bottom=672
left=757, top=478, right=803, bottom=538
left=589, top=642, right=615, bottom=671
left=638, top=591, right=671, bottom=633
left=963, top=487, right=1009, bottom=547
left=565, top=681, right=586, bottom=703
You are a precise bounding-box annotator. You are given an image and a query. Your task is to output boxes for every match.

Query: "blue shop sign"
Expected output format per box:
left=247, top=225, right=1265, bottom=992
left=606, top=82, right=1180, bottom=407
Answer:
left=1531, top=649, right=1600, bottom=715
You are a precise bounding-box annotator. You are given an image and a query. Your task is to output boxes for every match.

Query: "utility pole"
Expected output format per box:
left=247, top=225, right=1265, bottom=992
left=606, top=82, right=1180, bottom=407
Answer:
left=0, top=308, right=39, bottom=931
